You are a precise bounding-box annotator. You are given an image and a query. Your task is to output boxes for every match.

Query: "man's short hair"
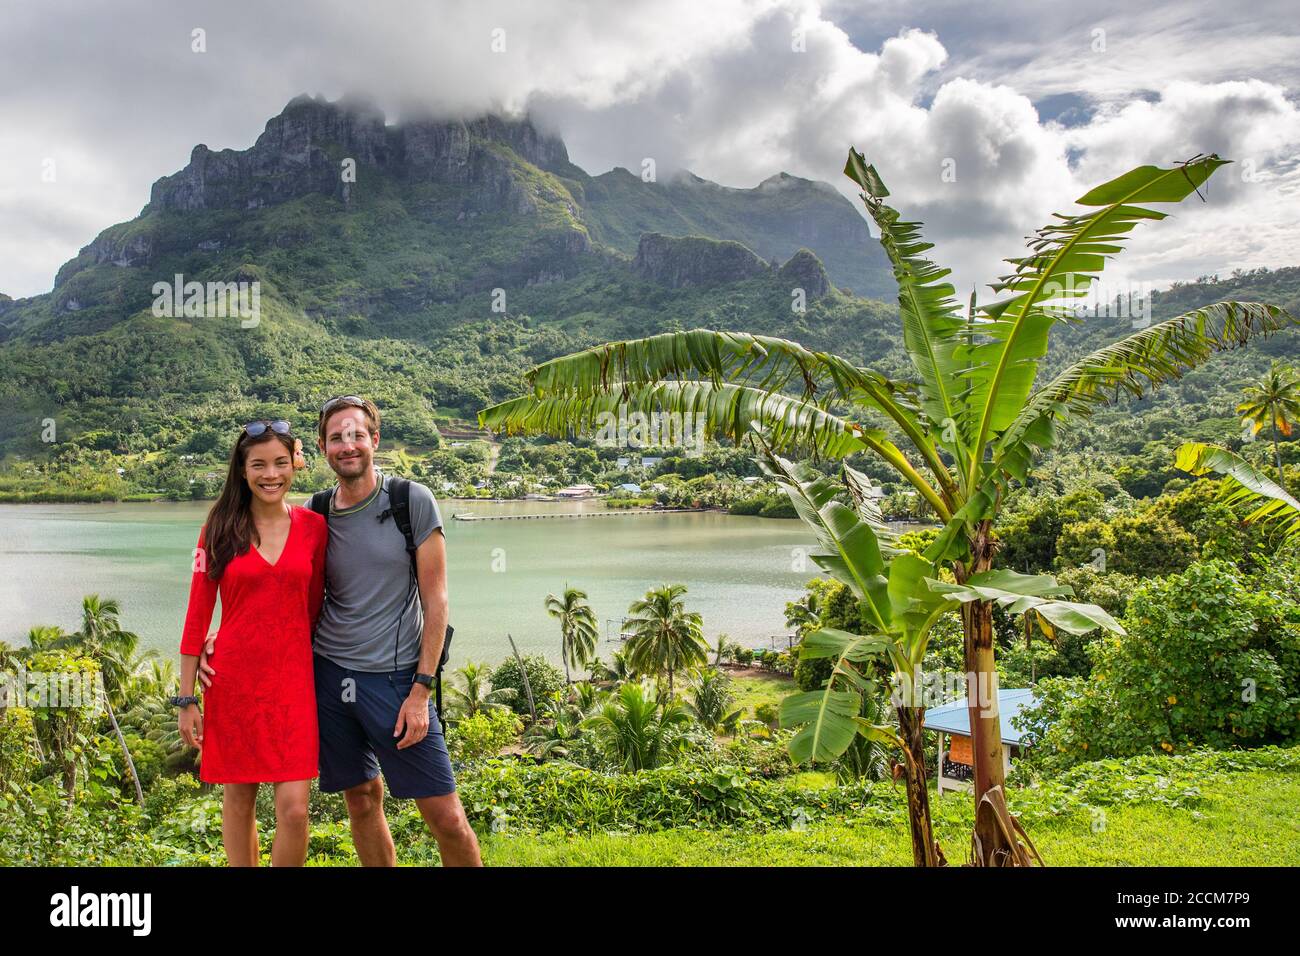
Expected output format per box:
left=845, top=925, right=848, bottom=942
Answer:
left=318, top=395, right=382, bottom=445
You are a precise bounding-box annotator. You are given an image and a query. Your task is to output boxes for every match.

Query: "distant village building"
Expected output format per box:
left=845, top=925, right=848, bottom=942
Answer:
left=618, top=482, right=642, bottom=493
left=641, top=457, right=662, bottom=469
left=556, top=483, right=596, bottom=498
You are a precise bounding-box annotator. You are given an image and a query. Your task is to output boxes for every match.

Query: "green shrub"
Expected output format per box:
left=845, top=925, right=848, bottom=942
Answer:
left=489, top=654, right=565, bottom=715
left=1057, top=511, right=1197, bottom=576
left=1018, top=560, right=1300, bottom=770
left=451, top=708, right=523, bottom=763
left=0, top=706, right=40, bottom=790
left=997, top=487, right=1106, bottom=572
left=456, top=758, right=882, bottom=834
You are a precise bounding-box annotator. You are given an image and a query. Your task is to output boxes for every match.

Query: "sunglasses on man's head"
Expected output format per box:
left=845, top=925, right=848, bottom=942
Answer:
left=320, top=395, right=367, bottom=416
left=243, top=419, right=292, bottom=438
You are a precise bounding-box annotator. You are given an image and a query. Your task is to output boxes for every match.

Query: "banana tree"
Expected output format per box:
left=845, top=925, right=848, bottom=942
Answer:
left=1176, top=442, right=1300, bottom=541
left=479, top=151, right=1293, bottom=863
left=753, top=436, right=1121, bottom=865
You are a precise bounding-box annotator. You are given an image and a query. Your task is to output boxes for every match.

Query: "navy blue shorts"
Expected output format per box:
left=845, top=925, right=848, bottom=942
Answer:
left=314, top=653, right=456, bottom=799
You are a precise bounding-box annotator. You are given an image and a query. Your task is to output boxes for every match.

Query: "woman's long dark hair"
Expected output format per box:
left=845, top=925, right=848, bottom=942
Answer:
left=203, top=428, right=297, bottom=580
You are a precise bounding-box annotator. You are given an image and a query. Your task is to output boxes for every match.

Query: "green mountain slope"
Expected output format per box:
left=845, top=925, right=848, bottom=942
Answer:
left=0, top=93, right=1294, bottom=481
left=0, top=95, right=898, bottom=456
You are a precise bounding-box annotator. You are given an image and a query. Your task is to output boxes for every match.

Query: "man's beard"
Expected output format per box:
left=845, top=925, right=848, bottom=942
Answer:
left=333, top=454, right=369, bottom=477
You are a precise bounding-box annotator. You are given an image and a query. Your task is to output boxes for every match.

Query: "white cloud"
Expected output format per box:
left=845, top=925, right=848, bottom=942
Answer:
left=0, top=0, right=1295, bottom=302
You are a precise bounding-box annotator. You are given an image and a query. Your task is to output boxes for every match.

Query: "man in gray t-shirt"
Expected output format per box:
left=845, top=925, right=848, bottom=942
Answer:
left=312, top=471, right=443, bottom=673
left=308, top=395, right=480, bottom=866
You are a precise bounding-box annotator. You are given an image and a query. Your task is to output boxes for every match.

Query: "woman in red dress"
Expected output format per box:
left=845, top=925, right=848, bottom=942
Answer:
left=176, top=419, right=327, bottom=867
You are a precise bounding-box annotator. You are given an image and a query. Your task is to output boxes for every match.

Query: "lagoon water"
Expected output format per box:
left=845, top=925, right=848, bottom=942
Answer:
left=0, top=499, right=823, bottom=670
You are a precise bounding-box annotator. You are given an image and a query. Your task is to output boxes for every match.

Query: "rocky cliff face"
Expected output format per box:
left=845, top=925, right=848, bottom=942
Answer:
left=777, top=248, right=832, bottom=300
left=146, top=95, right=573, bottom=217
left=633, top=233, right=771, bottom=288
left=633, top=234, right=835, bottom=299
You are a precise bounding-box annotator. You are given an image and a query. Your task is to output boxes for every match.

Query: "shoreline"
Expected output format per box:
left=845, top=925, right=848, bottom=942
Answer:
left=0, top=497, right=936, bottom=526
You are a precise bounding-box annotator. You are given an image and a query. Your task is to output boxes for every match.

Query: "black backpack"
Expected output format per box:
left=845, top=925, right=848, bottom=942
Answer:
left=309, top=475, right=454, bottom=720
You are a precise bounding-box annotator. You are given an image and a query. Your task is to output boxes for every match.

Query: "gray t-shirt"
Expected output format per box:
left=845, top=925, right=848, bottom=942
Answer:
left=313, top=470, right=444, bottom=672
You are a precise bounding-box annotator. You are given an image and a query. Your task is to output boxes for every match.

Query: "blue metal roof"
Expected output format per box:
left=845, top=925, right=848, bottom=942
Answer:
left=923, top=688, right=1037, bottom=746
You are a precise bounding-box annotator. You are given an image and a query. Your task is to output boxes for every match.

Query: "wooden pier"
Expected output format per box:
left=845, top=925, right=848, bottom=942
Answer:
left=451, top=508, right=703, bottom=522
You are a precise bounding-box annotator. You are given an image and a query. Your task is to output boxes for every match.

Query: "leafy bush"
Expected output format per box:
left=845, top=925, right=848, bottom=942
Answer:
left=451, top=708, right=523, bottom=764
left=489, top=654, right=565, bottom=715
left=996, top=487, right=1106, bottom=572
left=1017, top=560, right=1300, bottom=770
left=1053, top=566, right=1143, bottom=620
left=0, top=781, right=193, bottom=866
left=1057, top=511, right=1197, bottom=576
left=0, top=706, right=40, bottom=790
left=456, top=758, right=880, bottom=834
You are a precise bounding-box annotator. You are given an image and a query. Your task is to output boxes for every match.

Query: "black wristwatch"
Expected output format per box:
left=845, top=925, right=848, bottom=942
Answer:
left=412, top=673, right=435, bottom=689
left=169, top=695, right=201, bottom=708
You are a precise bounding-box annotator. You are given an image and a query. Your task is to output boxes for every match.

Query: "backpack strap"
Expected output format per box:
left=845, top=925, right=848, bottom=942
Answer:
left=308, top=488, right=334, bottom=520
left=384, top=475, right=418, bottom=570
left=307, top=488, right=335, bottom=642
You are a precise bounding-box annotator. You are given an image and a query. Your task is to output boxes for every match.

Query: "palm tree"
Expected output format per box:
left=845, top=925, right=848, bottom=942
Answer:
left=588, top=650, right=635, bottom=689
left=523, top=690, right=589, bottom=759
left=580, top=681, right=694, bottom=771
left=135, top=657, right=178, bottom=699
left=1237, top=361, right=1300, bottom=485
left=710, top=632, right=736, bottom=666
left=569, top=679, right=605, bottom=713
left=44, top=596, right=145, bottom=806
left=16, top=624, right=67, bottom=657
left=684, top=667, right=742, bottom=733
left=622, top=584, right=708, bottom=699
left=444, top=661, right=516, bottom=719
left=784, top=591, right=822, bottom=636
left=481, top=152, right=1292, bottom=865
left=544, top=586, right=599, bottom=685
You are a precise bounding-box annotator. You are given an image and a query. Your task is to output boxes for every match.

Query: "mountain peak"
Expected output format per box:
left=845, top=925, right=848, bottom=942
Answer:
left=146, top=95, right=571, bottom=214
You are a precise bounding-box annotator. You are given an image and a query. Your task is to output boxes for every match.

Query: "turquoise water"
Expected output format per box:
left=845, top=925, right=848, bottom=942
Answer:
left=0, top=499, right=823, bottom=669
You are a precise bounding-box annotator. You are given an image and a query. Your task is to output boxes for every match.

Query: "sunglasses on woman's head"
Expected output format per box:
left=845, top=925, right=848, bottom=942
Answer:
left=243, top=419, right=292, bottom=438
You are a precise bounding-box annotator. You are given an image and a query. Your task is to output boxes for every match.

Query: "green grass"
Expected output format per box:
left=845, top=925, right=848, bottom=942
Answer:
left=729, top=671, right=797, bottom=719
left=471, top=770, right=1300, bottom=866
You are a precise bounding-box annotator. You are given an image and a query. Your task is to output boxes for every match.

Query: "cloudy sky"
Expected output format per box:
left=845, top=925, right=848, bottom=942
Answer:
left=1, top=0, right=1297, bottom=300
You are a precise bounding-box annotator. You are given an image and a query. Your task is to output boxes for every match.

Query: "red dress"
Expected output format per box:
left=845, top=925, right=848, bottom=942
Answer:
left=180, top=505, right=327, bottom=784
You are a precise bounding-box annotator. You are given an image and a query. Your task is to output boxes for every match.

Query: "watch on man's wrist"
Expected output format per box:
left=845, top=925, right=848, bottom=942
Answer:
left=169, top=694, right=201, bottom=708
left=412, top=673, right=435, bottom=689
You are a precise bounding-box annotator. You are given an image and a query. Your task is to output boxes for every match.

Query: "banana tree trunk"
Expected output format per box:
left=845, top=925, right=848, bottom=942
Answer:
left=959, top=523, right=1035, bottom=865
left=896, top=705, right=945, bottom=867
left=960, top=596, right=1006, bottom=805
